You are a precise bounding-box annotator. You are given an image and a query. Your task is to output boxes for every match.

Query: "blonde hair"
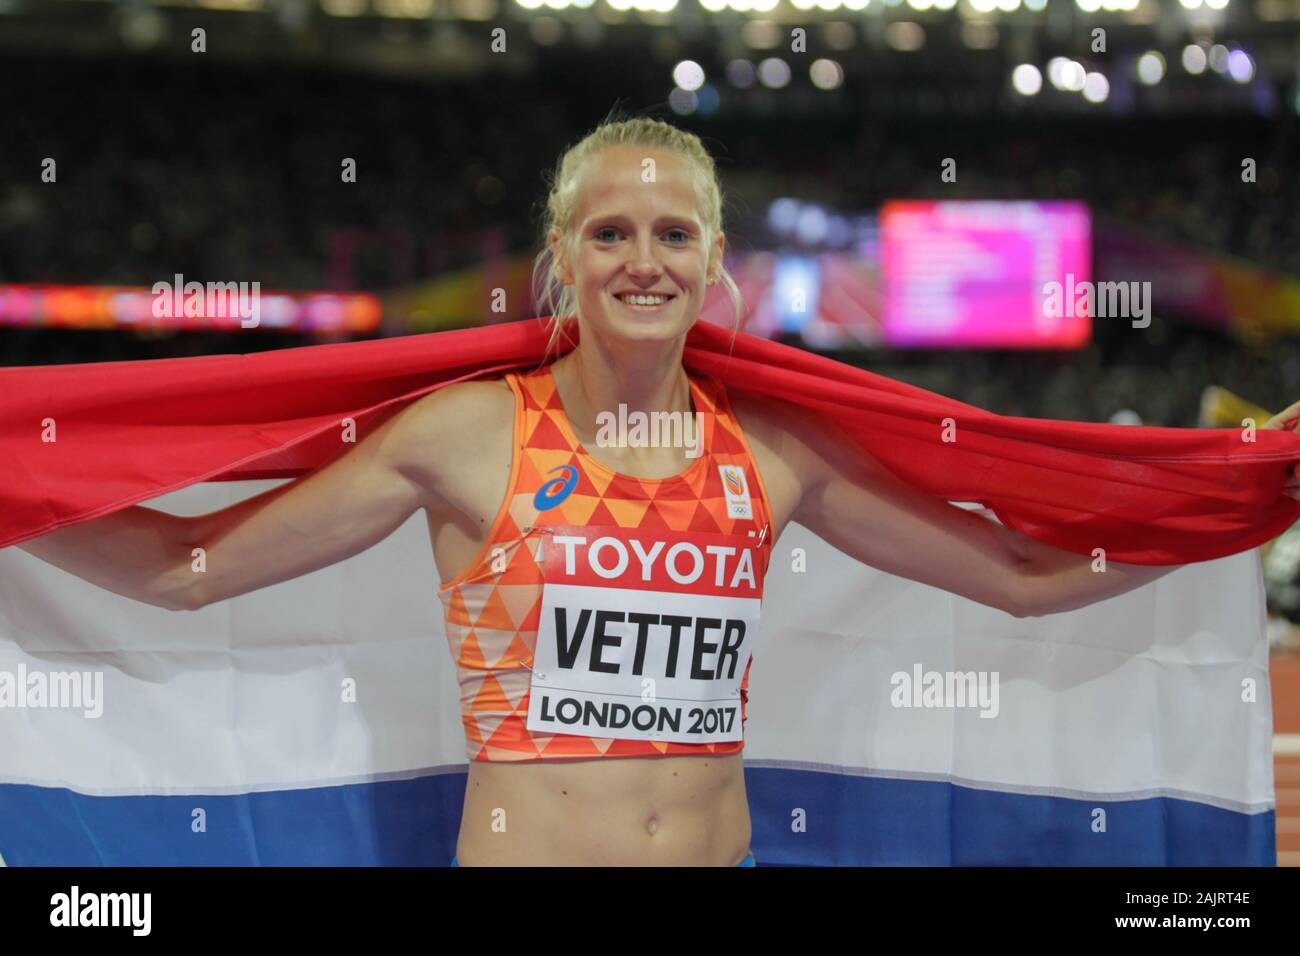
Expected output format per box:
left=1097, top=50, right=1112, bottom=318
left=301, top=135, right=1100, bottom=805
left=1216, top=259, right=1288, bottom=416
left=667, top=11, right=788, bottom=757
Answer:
left=530, top=112, right=745, bottom=356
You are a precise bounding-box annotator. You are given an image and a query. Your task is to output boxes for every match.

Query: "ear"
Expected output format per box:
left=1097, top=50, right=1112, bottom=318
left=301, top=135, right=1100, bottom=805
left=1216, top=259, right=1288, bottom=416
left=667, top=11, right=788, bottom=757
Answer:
left=548, top=228, right=572, bottom=285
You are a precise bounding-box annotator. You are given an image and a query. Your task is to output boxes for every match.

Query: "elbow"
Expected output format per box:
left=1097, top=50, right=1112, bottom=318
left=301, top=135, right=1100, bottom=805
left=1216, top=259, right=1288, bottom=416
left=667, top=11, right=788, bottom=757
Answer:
left=151, top=569, right=210, bottom=612
left=1005, top=566, right=1044, bottom=619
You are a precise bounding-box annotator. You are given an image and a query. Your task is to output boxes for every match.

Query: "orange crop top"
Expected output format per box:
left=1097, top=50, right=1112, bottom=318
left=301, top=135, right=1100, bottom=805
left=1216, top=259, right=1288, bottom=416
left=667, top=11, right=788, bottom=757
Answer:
left=437, top=363, right=773, bottom=762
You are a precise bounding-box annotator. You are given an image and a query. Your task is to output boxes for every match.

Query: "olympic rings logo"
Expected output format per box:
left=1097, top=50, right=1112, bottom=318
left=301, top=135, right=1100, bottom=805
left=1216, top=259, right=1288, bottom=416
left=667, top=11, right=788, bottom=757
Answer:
left=533, top=464, right=579, bottom=511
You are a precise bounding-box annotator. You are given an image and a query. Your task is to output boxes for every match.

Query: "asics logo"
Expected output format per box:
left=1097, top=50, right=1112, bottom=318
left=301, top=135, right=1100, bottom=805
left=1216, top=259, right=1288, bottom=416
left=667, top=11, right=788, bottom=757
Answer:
left=534, top=465, right=579, bottom=511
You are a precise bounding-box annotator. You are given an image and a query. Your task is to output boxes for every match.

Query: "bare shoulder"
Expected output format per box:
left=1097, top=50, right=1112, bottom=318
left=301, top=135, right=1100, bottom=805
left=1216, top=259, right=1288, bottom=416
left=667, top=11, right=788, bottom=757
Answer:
left=728, top=390, right=840, bottom=473
left=731, top=389, right=880, bottom=475
left=726, top=390, right=837, bottom=536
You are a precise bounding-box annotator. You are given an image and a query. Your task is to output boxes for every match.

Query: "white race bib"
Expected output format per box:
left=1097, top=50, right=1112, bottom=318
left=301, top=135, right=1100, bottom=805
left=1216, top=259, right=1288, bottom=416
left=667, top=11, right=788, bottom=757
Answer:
left=526, top=525, right=763, bottom=745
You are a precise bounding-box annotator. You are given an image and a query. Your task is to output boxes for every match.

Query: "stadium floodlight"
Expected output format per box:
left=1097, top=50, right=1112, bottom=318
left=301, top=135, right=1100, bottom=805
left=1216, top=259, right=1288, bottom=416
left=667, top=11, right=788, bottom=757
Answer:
left=1083, top=71, right=1110, bottom=103
left=758, top=57, right=793, bottom=88
left=1012, top=64, right=1043, bottom=96
left=1177, top=0, right=1202, bottom=7
left=1181, top=44, right=1207, bottom=74
left=1204, top=0, right=1228, bottom=8
left=1136, top=51, right=1165, bottom=85
left=1227, top=49, right=1254, bottom=83
left=906, top=0, right=935, bottom=10
left=673, top=60, right=706, bottom=91
left=1075, top=0, right=1102, bottom=11
left=810, top=59, right=845, bottom=90
left=1050, top=59, right=1085, bottom=91
left=790, top=0, right=818, bottom=9
left=970, top=0, right=998, bottom=11
left=1047, top=57, right=1070, bottom=89
left=1064, top=62, right=1086, bottom=91
left=699, top=0, right=727, bottom=9
left=885, top=21, right=924, bottom=51
left=1024, top=0, right=1047, bottom=10
left=843, top=0, right=871, bottom=8
left=996, top=0, right=1021, bottom=12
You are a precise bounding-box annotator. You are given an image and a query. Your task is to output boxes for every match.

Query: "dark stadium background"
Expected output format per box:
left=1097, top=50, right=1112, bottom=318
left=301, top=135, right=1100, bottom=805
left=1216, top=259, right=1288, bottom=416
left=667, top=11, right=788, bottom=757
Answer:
left=1, top=0, right=1298, bottom=862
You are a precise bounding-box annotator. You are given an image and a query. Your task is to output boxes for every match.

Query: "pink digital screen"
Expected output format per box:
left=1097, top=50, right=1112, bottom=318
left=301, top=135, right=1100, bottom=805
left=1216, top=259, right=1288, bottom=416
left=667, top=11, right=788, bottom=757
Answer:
left=881, top=200, right=1092, bottom=348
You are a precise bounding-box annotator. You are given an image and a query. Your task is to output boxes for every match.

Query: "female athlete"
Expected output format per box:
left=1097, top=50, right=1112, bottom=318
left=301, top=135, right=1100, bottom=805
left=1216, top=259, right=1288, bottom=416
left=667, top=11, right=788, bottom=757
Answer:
left=18, top=117, right=1300, bottom=866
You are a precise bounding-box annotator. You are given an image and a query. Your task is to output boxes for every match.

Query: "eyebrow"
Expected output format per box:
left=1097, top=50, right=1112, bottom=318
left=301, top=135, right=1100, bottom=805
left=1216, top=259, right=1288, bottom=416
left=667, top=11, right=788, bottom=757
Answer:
left=583, top=213, right=701, bottom=231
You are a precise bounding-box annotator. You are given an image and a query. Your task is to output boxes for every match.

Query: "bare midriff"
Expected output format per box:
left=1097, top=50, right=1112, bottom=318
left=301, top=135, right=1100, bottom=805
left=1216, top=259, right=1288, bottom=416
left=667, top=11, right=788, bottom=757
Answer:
left=455, top=752, right=752, bottom=866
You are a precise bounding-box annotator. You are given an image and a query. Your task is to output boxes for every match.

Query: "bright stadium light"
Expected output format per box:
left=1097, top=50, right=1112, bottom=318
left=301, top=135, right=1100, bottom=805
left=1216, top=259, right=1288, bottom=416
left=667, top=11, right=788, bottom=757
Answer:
left=699, top=0, right=727, bottom=8
left=1049, top=57, right=1085, bottom=91
left=1177, top=0, right=1202, bottom=6
left=673, top=60, right=706, bottom=91
left=1204, top=0, right=1228, bottom=8
left=1075, top=0, right=1102, bottom=11
left=970, top=0, right=998, bottom=11
left=1228, top=49, right=1255, bottom=83
left=752, top=0, right=780, bottom=8
left=1024, top=0, right=1047, bottom=10
left=884, top=21, right=924, bottom=51
left=758, top=57, right=792, bottom=88
left=1182, top=44, right=1207, bottom=74
left=1012, top=63, right=1043, bottom=96
left=816, top=0, right=844, bottom=9
left=514, top=0, right=545, bottom=8
left=1047, top=57, right=1068, bottom=88
left=1136, top=51, right=1165, bottom=85
left=1065, top=62, right=1086, bottom=91
left=1083, top=71, right=1110, bottom=102
left=932, top=0, right=956, bottom=8
left=810, top=58, right=845, bottom=90
left=790, top=0, right=818, bottom=8
left=906, top=0, right=934, bottom=9
left=843, top=0, right=871, bottom=8
left=997, top=0, right=1021, bottom=11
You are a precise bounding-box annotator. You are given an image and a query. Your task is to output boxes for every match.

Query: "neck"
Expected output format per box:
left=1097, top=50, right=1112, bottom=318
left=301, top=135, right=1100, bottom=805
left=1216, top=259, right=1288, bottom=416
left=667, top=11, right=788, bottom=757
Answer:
left=552, top=327, right=693, bottom=435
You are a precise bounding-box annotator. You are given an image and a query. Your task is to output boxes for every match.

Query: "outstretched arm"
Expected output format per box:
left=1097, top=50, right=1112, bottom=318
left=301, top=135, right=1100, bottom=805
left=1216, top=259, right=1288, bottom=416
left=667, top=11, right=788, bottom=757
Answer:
left=15, top=386, right=472, bottom=611
left=738, top=395, right=1299, bottom=619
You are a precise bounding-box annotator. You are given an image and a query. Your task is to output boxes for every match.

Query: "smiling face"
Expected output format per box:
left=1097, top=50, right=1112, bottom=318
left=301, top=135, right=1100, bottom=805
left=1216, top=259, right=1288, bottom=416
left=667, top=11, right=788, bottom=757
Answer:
left=549, top=144, right=724, bottom=348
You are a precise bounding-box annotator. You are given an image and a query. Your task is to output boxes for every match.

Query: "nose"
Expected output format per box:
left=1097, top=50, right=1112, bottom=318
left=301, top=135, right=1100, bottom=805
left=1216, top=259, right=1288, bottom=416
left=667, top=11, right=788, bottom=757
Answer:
left=625, top=233, right=663, bottom=279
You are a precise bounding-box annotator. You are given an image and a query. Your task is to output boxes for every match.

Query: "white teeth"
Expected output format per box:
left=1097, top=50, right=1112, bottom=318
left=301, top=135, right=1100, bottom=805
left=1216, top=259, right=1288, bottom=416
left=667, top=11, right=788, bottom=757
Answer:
left=618, top=294, right=670, bottom=306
